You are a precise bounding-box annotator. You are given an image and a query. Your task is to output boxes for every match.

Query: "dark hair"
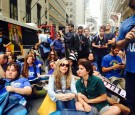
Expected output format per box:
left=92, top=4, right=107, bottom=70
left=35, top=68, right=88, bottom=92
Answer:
left=78, top=26, right=83, bottom=30
left=6, top=62, right=21, bottom=78
left=68, top=23, right=74, bottom=28
left=37, top=29, right=42, bottom=34
left=0, top=28, right=3, bottom=33
left=9, top=54, right=17, bottom=62
left=111, top=44, right=119, bottom=50
left=78, top=59, right=93, bottom=76
left=99, top=26, right=105, bottom=31
left=129, top=0, right=135, bottom=9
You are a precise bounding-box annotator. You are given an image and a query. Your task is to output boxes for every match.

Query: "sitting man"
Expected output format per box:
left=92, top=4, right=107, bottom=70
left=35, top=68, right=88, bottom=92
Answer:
left=76, top=59, right=121, bottom=115
left=102, top=45, right=125, bottom=89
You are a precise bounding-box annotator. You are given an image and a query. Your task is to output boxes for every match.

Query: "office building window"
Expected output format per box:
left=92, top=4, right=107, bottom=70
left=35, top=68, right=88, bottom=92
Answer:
left=26, top=0, right=31, bottom=23
left=37, top=3, right=41, bottom=25
left=10, top=0, right=18, bottom=20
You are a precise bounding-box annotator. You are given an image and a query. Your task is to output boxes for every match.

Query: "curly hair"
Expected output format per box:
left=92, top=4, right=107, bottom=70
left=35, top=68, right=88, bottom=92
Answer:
left=21, top=54, right=35, bottom=78
left=53, top=58, right=72, bottom=90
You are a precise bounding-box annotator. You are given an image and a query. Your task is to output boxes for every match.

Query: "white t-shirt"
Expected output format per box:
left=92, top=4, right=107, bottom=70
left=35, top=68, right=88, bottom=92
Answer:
left=38, top=34, right=48, bottom=42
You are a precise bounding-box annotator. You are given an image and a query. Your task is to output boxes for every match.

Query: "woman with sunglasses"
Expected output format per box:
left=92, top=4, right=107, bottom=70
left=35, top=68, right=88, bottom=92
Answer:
left=48, top=58, right=77, bottom=110
left=45, top=50, right=58, bottom=73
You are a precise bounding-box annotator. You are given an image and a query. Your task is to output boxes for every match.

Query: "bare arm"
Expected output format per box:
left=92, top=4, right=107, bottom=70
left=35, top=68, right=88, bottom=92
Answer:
left=4, top=42, right=11, bottom=47
left=35, top=39, right=42, bottom=49
left=108, top=38, right=116, bottom=45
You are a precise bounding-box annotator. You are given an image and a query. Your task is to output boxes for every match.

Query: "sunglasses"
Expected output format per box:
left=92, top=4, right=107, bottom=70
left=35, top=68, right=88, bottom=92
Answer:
left=60, top=63, right=69, bottom=67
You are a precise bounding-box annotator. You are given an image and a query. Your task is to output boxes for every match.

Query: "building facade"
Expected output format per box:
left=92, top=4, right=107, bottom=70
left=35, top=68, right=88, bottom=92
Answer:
left=0, top=0, right=66, bottom=29
left=101, top=0, right=132, bottom=26
left=75, top=0, right=85, bottom=26
left=65, top=0, right=76, bottom=26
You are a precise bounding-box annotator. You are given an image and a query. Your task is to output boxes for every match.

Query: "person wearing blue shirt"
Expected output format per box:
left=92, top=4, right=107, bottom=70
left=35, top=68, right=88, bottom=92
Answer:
left=0, top=62, right=32, bottom=114
left=102, top=45, right=125, bottom=89
left=116, top=1, right=135, bottom=114
left=21, top=54, right=40, bottom=80
left=50, top=34, right=63, bottom=58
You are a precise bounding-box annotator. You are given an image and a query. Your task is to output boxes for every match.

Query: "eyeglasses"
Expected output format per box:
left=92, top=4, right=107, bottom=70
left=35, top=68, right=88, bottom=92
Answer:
left=60, top=63, right=69, bottom=67
left=51, top=54, right=55, bottom=55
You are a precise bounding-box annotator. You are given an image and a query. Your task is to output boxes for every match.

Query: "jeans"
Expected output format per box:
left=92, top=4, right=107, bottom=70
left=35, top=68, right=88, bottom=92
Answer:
left=56, top=99, right=76, bottom=110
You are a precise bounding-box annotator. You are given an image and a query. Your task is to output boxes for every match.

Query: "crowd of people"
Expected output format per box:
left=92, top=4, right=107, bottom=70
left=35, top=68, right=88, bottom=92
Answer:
left=0, top=0, right=135, bottom=115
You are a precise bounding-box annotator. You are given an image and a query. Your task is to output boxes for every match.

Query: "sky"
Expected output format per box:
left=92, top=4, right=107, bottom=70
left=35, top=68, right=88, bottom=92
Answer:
left=89, top=0, right=101, bottom=25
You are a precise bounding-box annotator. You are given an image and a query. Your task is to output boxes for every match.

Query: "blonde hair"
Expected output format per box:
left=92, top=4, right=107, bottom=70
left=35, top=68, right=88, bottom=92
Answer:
left=53, top=58, right=72, bottom=90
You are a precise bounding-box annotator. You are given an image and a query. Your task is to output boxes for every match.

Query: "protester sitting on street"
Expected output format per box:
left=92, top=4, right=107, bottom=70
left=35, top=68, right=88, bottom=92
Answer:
left=48, top=58, right=77, bottom=110
left=0, top=54, right=8, bottom=73
left=0, top=62, right=32, bottom=114
left=102, top=45, right=125, bottom=89
left=45, top=50, right=58, bottom=73
left=47, top=61, right=56, bottom=75
left=75, top=59, right=121, bottom=115
left=21, top=54, right=41, bottom=80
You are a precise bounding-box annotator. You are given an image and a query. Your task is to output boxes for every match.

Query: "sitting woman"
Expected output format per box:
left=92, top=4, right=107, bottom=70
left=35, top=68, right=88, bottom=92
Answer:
left=0, top=62, right=32, bottom=114
left=45, top=50, right=58, bottom=73
left=76, top=59, right=121, bottom=115
left=48, top=58, right=77, bottom=110
left=21, top=54, right=42, bottom=80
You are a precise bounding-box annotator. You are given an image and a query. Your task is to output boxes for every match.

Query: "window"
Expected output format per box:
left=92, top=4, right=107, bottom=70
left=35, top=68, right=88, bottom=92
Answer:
left=26, top=0, right=32, bottom=23
left=37, top=3, right=41, bottom=25
left=45, top=0, right=47, bottom=3
left=10, top=0, right=18, bottom=20
left=45, top=8, right=47, bottom=19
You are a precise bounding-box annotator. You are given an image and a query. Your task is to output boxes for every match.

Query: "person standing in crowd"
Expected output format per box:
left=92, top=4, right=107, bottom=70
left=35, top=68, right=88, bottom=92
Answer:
left=116, top=0, right=135, bottom=114
left=59, top=23, right=75, bottom=58
left=102, top=45, right=125, bottom=89
left=50, top=34, right=62, bottom=58
left=0, top=28, right=11, bottom=54
left=76, top=59, right=121, bottom=115
left=73, top=26, right=89, bottom=59
left=92, top=26, right=108, bottom=73
left=84, top=28, right=93, bottom=53
left=35, top=30, right=52, bottom=64
left=105, top=23, right=116, bottom=53
left=48, top=58, right=77, bottom=110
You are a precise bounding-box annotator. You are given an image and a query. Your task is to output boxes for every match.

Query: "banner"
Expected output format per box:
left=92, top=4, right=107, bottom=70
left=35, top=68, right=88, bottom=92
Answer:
left=109, top=12, right=121, bottom=27
left=7, top=24, right=23, bottom=55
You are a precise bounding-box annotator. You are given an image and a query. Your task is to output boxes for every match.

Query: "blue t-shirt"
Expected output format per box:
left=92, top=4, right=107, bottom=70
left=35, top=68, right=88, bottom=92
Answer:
left=28, top=65, right=40, bottom=80
left=101, top=54, right=122, bottom=78
left=0, top=78, right=31, bottom=99
left=117, top=15, right=135, bottom=73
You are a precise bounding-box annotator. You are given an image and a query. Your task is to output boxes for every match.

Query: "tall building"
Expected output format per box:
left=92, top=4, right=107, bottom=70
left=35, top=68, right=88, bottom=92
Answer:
left=48, top=0, right=66, bottom=29
left=101, top=0, right=131, bottom=25
left=65, top=0, right=76, bottom=26
left=0, top=0, right=49, bottom=25
left=75, top=0, right=85, bottom=26
left=0, top=0, right=67, bottom=29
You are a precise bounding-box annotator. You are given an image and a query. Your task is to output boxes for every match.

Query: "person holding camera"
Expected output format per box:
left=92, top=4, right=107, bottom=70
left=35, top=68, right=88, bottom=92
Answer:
left=92, top=26, right=108, bottom=73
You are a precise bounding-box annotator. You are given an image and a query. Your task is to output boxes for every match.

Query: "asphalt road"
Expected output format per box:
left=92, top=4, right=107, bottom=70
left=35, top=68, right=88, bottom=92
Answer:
left=29, top=97, right=45, bottom=115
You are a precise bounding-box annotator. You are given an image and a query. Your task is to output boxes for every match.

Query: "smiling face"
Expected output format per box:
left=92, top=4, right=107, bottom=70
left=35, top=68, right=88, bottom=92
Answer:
left=59, top=60, right=69, bottom=75
left=27, top=56, right=34, bottom=65
left=6, top=65, right=18, bottom=80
